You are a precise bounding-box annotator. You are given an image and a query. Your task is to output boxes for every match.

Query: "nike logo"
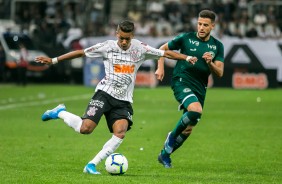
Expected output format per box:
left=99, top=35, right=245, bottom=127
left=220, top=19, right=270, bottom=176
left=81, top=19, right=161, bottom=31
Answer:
left=190, top=48, right=197, bottom=51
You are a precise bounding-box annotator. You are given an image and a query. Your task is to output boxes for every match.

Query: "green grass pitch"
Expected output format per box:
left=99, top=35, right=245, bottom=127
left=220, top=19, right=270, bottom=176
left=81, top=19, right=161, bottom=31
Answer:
left=0, top=84, right=281, bottom=183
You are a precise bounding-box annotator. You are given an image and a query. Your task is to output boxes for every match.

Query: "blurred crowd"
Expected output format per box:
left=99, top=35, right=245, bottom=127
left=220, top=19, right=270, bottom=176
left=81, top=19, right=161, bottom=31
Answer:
left=2, top=0, right=281, bottom=50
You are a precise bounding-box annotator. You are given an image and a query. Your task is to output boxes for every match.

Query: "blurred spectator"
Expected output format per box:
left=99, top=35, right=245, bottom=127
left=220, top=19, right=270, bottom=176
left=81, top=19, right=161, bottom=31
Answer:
left=155, top=17, right=173, bottom=37
left=62, top=23, right=83, bottom=49
left=253, top=9, right=267, bottom=26
left=63, top=3, right=75, bottom=27
left=266, top=6, right=276, bottom=23
left=7, top=0, right=282, bottom=49
left=218, top=22, right=233, bottom=38
left=45, top=0, right=56, bottom=18
left=17, top=43, right=28, bottom=86
left=260, top=21, right=281, bottom=39
left=135, top=18, right=152, bottom=36
left=221, top=0, right=236, bottom=22
left=74, top=2, right=87, bottom=28
left=168, top=10, right=182, bottom=32
left=147, top=0, right=165, bottom=21
left=0, top=43, right=6, bottom=82
left=245, top=27, right=258, bottom=38
left=90, top=1, right=104, bottom=24
left=238, top=0, right=248, bottom=12
left=127, top=5, right=142, bottom=22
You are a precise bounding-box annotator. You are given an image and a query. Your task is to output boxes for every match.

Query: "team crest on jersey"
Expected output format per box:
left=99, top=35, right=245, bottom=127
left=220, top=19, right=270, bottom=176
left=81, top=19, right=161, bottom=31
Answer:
left=130, top=50, right=142, bottom=61
left=209, top=51, right=215, bottom=59
left=183, top=88, right=191, bottom=93
left=87, top=106, right=98, bottom=116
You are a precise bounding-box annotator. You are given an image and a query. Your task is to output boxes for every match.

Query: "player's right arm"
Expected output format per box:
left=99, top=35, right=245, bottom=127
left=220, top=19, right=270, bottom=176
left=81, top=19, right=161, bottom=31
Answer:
left=155, top=43, right=168, bottom=81
left=35, top=50, right=85, bottom=65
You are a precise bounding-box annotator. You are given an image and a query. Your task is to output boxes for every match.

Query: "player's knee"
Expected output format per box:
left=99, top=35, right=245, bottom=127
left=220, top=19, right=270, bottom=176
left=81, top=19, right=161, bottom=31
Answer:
left=188, top=102, right=203, bottom=114
left=80, top=120, right=96, bottom=134
left=187, top=111, right=201, bottom=126
left=112, top=119, right=128, bottom=139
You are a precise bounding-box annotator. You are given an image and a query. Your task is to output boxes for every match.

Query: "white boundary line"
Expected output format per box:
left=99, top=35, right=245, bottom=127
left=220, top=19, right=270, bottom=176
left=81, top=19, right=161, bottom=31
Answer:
left=0, top=93, right=92, bottom=110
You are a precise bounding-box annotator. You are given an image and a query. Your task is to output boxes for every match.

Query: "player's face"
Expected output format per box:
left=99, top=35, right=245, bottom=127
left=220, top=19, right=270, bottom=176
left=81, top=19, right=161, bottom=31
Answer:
left=197, top=17, right=214, bottom=41
left=116, top=30, right=134, bottom=51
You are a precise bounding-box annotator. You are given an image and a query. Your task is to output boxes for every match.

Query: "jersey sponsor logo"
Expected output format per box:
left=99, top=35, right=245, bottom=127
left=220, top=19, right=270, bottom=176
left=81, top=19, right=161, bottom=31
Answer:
left=113, top=59, right=129, bottom=64
left=190, top=48, right=197, bottom=51
left=207, top=44, right=217, bottom=50
left=114, top=64, right=135, bottom=74
left=87, top=106, right=98, bottom=116
left=189, top=39, right=199, bottom=46
left=113, top=87, right=126, bottom=96
left=89, top=99, right=104, bottom=108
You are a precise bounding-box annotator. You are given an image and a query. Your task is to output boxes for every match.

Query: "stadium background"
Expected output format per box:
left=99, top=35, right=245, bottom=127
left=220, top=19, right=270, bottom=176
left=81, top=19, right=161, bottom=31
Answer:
left=0, top=0, right=281, bottom=88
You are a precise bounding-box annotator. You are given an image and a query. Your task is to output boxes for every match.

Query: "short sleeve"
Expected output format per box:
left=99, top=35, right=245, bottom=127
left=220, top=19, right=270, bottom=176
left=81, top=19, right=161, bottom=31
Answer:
left=215, top=42, right=224, bottom=62
left=84, top=41, right=108, bottom=58
left=168, top=33, right=185, bottom=50
left=142, top=43, right=164, bottom=60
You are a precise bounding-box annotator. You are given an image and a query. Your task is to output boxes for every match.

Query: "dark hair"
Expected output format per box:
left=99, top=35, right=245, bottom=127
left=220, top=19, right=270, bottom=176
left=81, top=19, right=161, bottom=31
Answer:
left=117, top=20, right=135, bottom=33
left=199, top=10, right=216, bottom=23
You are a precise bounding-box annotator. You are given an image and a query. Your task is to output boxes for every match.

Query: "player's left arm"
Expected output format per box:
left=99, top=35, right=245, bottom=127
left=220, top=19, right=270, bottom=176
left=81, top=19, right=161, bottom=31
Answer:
left=202, top=51, right=224, bottom=77
left=207, top=59, right=224, bottom=78
left=202, top=42, right=224, bottom=78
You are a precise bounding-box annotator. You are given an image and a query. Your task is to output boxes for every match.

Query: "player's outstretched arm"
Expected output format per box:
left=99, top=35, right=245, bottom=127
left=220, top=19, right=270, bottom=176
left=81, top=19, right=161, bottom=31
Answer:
left=161, top=43, right=197, bottom=65
left=164, top=50, right=197, bottom=65
left=155, top=43, right=168, bottom=81
left=35, top=50, right=85, bottom=65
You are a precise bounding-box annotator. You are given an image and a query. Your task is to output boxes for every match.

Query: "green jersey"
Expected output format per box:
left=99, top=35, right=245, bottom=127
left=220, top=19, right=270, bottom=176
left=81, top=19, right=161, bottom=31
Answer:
left=168, top=32, right=224, bottom=98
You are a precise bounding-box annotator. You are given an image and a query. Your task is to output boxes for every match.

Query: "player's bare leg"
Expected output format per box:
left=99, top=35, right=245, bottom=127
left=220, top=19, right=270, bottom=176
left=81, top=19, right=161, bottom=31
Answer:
left=84, top=119, right=128, bottom=174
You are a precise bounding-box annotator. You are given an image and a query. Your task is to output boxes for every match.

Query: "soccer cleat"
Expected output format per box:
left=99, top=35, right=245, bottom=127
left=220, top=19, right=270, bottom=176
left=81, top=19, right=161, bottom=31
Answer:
left=164, top=132, right=175, bottom=154
left=83, top=163, right=101, bottom=174
left=158, top=153, right=172, bottom=168
left=41, top=104, right=66, bottom=121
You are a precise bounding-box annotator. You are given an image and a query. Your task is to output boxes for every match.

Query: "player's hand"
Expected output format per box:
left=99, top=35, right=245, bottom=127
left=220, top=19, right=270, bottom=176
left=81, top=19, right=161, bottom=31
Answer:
left=155, top=68, right=164, bottom=81
left=187, top=57, right=198, bottom=65
left=34, top=56, right=52, bottom=65
left=202, top=52, right=213, bottom=64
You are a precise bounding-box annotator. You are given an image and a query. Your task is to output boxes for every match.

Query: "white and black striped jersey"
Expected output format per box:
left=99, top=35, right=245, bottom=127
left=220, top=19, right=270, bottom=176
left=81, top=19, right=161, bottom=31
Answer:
left=84, top=39, right=164, bottom=103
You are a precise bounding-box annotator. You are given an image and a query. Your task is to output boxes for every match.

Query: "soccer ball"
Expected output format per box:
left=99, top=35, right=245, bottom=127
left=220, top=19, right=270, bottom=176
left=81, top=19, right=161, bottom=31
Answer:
left=105, top=153, right=128, bottom=175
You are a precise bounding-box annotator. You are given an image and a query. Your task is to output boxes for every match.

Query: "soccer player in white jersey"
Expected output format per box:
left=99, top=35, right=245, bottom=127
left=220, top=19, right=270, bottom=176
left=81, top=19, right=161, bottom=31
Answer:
left=35, top=20, right=197, bottom=174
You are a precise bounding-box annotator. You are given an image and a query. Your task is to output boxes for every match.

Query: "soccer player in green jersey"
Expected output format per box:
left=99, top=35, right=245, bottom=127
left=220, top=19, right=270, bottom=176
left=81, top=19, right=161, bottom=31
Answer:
left=155, top=10, right=225, bottom=168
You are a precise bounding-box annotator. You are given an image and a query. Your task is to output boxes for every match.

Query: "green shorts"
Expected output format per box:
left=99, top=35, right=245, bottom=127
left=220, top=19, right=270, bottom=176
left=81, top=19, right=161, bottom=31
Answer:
left=172, top=79, right=205, bottom=110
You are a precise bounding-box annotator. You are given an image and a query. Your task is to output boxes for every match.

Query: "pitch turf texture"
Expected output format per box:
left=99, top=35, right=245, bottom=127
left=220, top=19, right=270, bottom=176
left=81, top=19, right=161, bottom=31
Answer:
left=0, top=85, right=281, bottom=184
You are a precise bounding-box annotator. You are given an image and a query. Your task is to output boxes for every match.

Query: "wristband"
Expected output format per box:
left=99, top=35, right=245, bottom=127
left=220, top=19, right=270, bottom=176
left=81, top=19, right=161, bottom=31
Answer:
left=51, top=57, right=58, bottom=64
left=186, top=56, right=192, bottom=61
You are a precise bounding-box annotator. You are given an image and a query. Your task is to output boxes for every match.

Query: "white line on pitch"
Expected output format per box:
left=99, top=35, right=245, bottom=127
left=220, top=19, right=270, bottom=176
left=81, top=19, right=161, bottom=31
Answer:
left=0, top=93, right=92, bottom=110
